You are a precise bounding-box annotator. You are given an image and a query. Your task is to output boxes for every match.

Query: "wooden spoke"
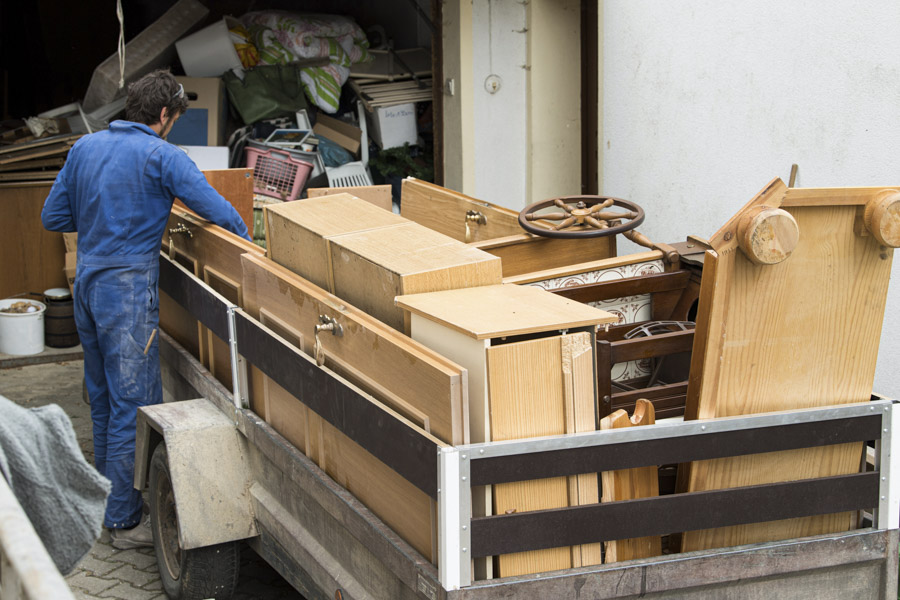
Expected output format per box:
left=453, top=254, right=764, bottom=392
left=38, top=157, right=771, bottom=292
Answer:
left=518, top=196, right=645, bottom=239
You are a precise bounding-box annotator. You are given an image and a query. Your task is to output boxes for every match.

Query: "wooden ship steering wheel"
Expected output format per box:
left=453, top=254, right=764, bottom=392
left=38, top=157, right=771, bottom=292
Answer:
left=518, top=195, right=645, bottom=239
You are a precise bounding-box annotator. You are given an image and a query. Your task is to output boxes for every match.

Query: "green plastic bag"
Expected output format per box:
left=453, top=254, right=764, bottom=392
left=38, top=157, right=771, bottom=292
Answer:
left=223, top=64, right=309, bottom=125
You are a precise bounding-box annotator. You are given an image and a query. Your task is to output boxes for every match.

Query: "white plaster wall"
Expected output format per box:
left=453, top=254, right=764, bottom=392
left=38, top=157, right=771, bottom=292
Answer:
left=602, top=1, right=900, bottom=397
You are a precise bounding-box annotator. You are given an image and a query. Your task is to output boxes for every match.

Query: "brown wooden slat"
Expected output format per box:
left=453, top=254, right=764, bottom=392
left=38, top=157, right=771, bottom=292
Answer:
left=610, top=330, right=694, bottom=364
left=470, top=472, right=879, bottom=557
left=552, top=270, right=690, bottom=304
left=470, top=413, right=882, bottom=486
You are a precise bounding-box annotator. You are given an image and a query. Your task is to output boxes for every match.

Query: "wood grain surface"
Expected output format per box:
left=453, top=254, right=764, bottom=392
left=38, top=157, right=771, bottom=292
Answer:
left=600, top=399, right=661, bottom=562
left=681, top=180, right=894, bottom=552
left=487, top=333, right=601, bottom=577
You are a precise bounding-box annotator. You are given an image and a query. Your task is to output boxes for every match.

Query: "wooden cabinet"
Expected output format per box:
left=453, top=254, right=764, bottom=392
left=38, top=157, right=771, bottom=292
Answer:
left=396, top=284, right=616, bottom=578
left=265, top=192, right=406, bottom=290
left=266, top=193, right=502, bottom=332
left=0, top=183, right=67, bottom=299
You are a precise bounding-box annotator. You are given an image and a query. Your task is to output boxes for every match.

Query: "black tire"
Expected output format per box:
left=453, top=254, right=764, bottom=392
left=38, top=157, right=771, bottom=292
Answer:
left=149, top=443, right=240, bottom=600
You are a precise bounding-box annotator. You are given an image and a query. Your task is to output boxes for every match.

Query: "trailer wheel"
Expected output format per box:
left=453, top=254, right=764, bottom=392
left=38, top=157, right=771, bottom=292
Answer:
left=149, top=443, right=240, bottom=600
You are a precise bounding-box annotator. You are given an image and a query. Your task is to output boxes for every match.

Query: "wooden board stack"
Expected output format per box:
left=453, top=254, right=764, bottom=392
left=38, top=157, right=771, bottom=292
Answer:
left=0, top=133, right=81, bottom=183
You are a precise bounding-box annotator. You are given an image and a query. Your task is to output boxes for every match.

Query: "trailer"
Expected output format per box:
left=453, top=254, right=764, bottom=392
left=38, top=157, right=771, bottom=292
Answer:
left=134, top=249, right=900, bottom=600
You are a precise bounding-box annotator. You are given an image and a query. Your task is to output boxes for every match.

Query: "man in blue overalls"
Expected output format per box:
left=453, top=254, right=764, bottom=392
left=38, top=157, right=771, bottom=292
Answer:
left=42, top=70, right=250, bottom=549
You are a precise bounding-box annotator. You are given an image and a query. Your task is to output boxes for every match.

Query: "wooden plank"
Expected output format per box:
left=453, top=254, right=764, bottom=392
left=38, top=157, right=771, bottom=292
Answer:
left=0, top=171, right=59, bottom=181
left=264, top=193, right=405, bottom=291
left=782, top=186, right=898, bottom=207
left=240, top=252, right=467, bottom=446
left=396, top=284, right=617, bottom=340
left=400, top=178, right=523, bottom=242
left=487, top=333, right=601, bottom=577
left=610, top=329, right=694, bottom=364
left=503, top=251, right=665, bottom=285
left=681, top=181, right=894, bottom=552
left=306, top=185, right=393, bottom=211
left=0, top=183, right=67, bottom=299
left=0, top=133, right=81, bottom=155
left=561, top=333, right=604, bottom=568
left=319, top=419, right=437, bottom=563
left=203, top=169, right=254, bottom=234
left=0, top=142, right=71, bottom=164
left=172, top=168, right=255, bottom=233
left=0, top=157, right=65, bottom=172
left=600, top=399, right=661, bottom=563
left=330, top=222, right=502, bottom=333
left=550, top=271, right=690, bottom=305
left=471, top=233, right=615, bottom=277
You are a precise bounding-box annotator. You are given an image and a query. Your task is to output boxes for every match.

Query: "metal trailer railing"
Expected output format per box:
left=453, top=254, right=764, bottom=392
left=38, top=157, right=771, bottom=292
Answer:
left=0, top=475, right=75, bottom=600
left=157, top=251, right=900, bottom=597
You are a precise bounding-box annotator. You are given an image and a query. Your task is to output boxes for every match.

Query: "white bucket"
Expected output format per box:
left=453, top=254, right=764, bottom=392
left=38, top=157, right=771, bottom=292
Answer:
left=175, top=17, right=244, bottom=78
left=0, top=299, right=46, bottom=356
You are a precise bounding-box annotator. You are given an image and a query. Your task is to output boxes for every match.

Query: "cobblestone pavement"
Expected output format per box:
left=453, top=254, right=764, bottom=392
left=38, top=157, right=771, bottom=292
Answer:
left=1, top=359, right=303, bottom=600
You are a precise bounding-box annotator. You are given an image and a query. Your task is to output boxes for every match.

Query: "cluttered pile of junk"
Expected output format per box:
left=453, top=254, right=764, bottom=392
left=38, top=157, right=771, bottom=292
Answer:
left=0, top=0, right=435, bottom=248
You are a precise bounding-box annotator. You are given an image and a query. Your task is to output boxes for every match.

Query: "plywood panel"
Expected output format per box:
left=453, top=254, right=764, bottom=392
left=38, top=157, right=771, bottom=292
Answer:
left=240, top=253, right=467, bottom=446
left=319, top=418, right=436, bottom=562
left=401, top=177, right=523, bottom=242
left=487, top=333, right=601, bottom=577
left=681, top=180, right=895, bottom=552
left=0, top=183, right=67, bottom=298
left=600, top=400, right=661, bottom=563
left=171, top=169, right=254, bottom=234
left=307, top=185, right=392, bottom=211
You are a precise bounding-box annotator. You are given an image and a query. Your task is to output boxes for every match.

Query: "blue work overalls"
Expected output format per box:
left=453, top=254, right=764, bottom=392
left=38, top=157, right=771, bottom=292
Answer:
left=42, top=120, right=249, bottom=528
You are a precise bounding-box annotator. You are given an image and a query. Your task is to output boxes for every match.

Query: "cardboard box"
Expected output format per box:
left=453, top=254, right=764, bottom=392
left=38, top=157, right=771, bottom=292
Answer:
left=329, top=222, right=502, bottom=332
left=64, top=251, right=77, bottom=295
left=366, top=103, right=418, bottom=149
left=168, top=77, right=227, bottom=146
left=265, top=193, right=405, bottom=290
left=313, top=114, right=362, bottom=155
left=62, top=233, right=78, bottom=253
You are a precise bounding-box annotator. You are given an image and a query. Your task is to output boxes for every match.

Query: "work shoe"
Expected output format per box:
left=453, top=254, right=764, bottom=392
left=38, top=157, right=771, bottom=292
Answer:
left=110, top=515, right=153, bottom=550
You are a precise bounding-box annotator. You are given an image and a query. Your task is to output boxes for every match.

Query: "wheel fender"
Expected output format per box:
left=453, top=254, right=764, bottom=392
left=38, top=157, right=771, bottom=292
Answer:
left=135, top=399, right=257, bottom=550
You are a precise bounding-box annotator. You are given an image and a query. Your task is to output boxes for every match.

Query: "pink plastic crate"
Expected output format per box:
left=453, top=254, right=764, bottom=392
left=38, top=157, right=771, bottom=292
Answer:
left=245, top=146, right=314, bottom=201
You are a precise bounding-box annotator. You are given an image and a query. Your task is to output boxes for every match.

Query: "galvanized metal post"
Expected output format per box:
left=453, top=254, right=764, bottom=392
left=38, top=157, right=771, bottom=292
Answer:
left=876, top=400, right=899, bottom=531
left=226, top=306, right=244, bottom=410
left=438, top=446, right=472, bottom=590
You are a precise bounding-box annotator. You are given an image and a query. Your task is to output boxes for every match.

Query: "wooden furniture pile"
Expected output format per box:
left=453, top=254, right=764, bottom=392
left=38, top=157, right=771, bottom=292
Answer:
left=0, top=133, right=81, bottom=184
left=156, top=173, right=900, bottom=581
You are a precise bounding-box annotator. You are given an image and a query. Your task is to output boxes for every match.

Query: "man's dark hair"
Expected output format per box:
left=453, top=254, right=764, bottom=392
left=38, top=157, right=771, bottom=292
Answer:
left=124, top=69, right=189, bottom=125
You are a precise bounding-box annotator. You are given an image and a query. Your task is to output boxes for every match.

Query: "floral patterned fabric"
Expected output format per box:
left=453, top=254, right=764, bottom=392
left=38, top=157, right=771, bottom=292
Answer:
left=239, top=11, right=372, bottom=113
